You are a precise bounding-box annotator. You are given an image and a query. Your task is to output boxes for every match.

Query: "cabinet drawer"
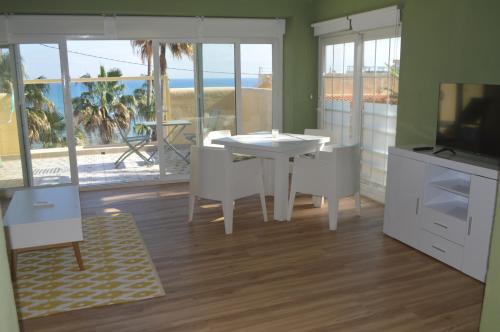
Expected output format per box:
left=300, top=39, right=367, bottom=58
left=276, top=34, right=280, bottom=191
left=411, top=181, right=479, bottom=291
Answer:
left=419, top=229, right=464, bottom=270
left=421, top=207, right=467, bottom=245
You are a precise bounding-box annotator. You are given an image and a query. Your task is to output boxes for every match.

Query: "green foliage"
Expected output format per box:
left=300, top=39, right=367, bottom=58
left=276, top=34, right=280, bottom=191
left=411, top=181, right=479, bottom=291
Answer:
left=72, top=66, right=137, bottom=145
left=133, top=83, right=156, bottom=122
left=24, top=78, right=66, bottom=147
left=385, top=62, right=400, bottom=103
left=0, top=51, right=13, bottom=94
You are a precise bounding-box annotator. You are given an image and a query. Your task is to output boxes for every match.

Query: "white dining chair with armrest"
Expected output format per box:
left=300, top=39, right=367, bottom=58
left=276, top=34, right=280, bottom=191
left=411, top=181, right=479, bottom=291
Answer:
left=203, top=130, right=232, bottom=147
left=304, top=129, right=336, bottom=146
left=188, top=145, right=268, bottom=234
left=287, top=144, right=361, bottom=231
left=302, top=128, right=336, bottom=207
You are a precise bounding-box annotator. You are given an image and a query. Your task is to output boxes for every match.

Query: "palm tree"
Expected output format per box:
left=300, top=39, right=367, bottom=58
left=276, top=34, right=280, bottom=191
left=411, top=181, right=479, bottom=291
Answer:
left=131, top=40, right=153, bottom=106
left=0, top=51, right=13, bottom=94
left=131, top=41, right=193, bottom=112
left=72, top=66, right=136, bottom=145
left=131, top=41, right=193, bottom=76
left=24, top=79, right=65, bottom=147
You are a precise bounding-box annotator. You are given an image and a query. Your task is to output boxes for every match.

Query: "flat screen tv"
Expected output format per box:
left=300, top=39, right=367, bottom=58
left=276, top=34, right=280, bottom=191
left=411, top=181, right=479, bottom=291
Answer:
left=436, top=83, right=500, bottom=159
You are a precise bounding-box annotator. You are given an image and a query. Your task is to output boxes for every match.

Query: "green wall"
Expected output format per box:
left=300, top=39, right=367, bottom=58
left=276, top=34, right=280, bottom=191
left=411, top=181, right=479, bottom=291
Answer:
left=0, top=0, right=317, bottom=133
left=0, top=213, right=19, bottom=332
left=482, top=186, right=500, bottom=330
left=2, top=0, right=499, bottom=330
left=315, top=1, right=500, bottom=330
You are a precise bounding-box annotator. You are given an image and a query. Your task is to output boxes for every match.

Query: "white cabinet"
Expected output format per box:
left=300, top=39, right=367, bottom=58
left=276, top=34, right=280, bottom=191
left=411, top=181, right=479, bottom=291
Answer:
left=462, top=175, right=497, bottom=281
left=383, top=155, right=425, bottom=248
left=383, top=147, right=498, bottom=282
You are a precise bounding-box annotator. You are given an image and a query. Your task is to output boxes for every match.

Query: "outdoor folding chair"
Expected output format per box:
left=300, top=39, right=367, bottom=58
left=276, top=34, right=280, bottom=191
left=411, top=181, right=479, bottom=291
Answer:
left=114, top=123, right=153, bottom=168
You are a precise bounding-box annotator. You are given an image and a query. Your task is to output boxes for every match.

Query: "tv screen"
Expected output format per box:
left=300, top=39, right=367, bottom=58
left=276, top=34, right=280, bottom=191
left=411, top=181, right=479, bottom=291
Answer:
left=437, top=83, right=500, bottom=159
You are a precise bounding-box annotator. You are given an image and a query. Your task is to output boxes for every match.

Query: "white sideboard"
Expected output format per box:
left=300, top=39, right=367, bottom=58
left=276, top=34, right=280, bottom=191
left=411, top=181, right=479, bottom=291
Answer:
left=383, top=146, right=499, bottom=282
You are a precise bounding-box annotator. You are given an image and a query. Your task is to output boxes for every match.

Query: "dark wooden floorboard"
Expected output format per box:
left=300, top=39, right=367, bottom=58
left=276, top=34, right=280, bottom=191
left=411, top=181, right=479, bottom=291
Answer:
left=16, top=183, right=483, bottom=332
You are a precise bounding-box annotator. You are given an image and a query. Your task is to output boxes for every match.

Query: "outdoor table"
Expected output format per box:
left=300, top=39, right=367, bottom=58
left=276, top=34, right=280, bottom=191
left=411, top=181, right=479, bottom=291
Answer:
left=142, top=120, right=192, bottom=163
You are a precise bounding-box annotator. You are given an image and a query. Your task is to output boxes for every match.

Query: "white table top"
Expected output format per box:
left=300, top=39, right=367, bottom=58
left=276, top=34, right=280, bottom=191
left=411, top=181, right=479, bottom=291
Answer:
left=4, top=186, right=81, bottom=226
left=212, top=133, right=330, bottom=154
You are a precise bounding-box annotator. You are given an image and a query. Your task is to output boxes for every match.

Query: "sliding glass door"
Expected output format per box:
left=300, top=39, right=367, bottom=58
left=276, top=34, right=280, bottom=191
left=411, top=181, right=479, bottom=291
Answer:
left=201, top=44, right=236, bottom=135
left=2, top=38, right=281, bottom=189
left=320, top=37, right=359, bottom=145
left=159, top=41, right=196, bottom=177
left=0, top=46, right=25, bottom=189
left=67, top=40, right=160, bottom=186
left=240, top=43, right=273, bottom=134
left=19, top=44, right=73, bottom=186
left=318, top=30, right=401, bottom=202
left=361, top=36, right=401, bottom=200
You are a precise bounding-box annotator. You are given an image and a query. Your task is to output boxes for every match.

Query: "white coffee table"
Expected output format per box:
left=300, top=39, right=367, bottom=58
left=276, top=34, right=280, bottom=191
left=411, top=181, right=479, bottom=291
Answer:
left=4, top=185, right=84, bottom=279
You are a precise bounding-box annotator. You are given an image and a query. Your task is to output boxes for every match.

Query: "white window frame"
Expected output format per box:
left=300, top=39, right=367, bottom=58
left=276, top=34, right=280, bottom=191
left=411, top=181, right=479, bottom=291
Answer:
left=2, top=15, right=284, bottom=187
left=317, top=33, right=363, bottom=144
left=317, top=27, right=401, bottom=202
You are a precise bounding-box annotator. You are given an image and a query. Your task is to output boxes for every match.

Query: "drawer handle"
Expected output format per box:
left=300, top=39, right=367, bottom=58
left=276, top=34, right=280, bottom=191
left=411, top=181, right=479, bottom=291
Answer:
left=416, top=198, right=420, bottom=214
left=432, top=245, right=446, bottom=253
left=433, top=222, right=448, bottom=230
left=468, top=216, right=472, bottom=236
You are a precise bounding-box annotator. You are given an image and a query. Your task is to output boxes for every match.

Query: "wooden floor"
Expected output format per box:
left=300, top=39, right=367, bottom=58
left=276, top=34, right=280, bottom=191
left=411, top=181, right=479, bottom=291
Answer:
left=19, top=184, right=484, bottom=332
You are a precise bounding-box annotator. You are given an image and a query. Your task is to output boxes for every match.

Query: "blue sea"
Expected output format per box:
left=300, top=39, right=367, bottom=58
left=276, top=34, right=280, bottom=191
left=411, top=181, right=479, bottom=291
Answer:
left=46, top=77, right=259, bottom=114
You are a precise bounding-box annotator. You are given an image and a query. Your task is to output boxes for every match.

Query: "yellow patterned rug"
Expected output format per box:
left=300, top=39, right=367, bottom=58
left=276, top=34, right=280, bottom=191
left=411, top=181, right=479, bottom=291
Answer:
left=13, top=213, right=165, bottom=320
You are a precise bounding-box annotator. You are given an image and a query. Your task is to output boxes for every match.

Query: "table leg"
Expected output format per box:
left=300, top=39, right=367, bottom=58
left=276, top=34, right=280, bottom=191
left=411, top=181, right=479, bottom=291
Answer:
left=10, top=250, right=17, bottom=281
left=163, top=124, right=190, bottom=163
left=72, top=242, right=85, bottom=270
left=273, top=155, right=289, bottom=221
left=312, top=196, right=325, bottom=208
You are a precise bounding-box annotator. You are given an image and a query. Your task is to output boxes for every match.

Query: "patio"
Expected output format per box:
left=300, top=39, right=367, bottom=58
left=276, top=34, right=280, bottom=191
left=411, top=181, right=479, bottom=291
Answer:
left=0, top=146, right=190, bottom=188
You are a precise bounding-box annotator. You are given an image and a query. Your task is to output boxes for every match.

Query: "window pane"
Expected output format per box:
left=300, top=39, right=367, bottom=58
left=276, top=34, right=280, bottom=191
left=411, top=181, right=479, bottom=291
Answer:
left=0, top=47, right=24, bottom=188
left=202, top=44, right=236, bottom=135
left=322, top=41, right=355, bottom=145
left=67, top=40, right=160, bottom=186
left=161, top=41, right=195, bottom=177
left=240, top=44, right=272, bottom=133
left=20, top=43, right=71, bottom=186
left=361, top=36, right=401, bottom=201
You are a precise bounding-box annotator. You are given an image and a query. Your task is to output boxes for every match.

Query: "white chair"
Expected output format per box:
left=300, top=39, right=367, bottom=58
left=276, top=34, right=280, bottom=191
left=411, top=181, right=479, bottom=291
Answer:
left=203, top=130, right=232, bottom=147
left=188, top=145, right=268, bottom=234
left=301, top=128, right=337, bottom=207
left=287, top=144, right=361, bottom=231
left=304, top=128, right=336, bottom=146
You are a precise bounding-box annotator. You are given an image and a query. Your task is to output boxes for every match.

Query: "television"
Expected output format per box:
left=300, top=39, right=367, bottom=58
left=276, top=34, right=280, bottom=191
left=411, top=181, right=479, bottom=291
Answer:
left=436, top=83, right=500, bottom=159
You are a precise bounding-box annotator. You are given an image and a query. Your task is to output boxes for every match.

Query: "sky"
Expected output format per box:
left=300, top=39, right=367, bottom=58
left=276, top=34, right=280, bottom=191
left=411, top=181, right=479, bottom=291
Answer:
left=19, top=41, right=272, bottom=80
left=324, top=37, right=401, bottom=74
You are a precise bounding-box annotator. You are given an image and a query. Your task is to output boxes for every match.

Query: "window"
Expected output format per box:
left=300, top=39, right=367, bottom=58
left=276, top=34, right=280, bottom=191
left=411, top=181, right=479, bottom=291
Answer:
left=19, top=43, right=73, bottom=186
left=361, top=36, right=400, bottom=201
left=0, top=16, right=284, bottom=188
left=240, top=44, right=273, bottom=134
left=318, top=28, right=401, bottom=202
left=0, top=46, right=25, bottom=188
left=320, top=38, right=357, bottom=145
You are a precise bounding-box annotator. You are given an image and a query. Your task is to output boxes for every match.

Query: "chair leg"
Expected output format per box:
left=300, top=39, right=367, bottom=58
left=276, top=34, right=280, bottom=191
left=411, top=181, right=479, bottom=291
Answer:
left=222, top=198, right=234, bottom=235
left=327, top=194, right=339, bottom=231
left=188, top=194, right=196, bottom=222
left=354, top=191, right=361, bottom=216
left=287, top=177, right=297, bottom=221
left=259, top=190, right=268, bottom=223
left=257, top=164, right=268, bottom=222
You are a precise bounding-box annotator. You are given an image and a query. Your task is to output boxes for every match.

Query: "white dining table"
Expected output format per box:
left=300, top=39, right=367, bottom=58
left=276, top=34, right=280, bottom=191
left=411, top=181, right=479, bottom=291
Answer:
left=212, top=133, right=330, bottom=221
